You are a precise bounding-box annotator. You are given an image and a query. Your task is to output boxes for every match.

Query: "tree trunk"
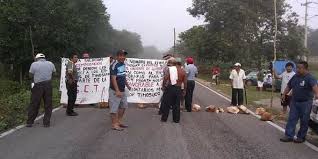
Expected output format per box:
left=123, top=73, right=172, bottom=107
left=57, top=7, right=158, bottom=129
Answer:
left=29, top=25, right=35, bottom=59
left=19, top=66, right=23, bottom=85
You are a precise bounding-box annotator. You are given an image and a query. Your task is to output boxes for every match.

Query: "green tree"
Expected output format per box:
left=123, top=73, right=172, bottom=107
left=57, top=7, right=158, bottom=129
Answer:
left=110, top=30, right=143, bottom=57
left=0, top=0, right=144, bottom=82
left=308, top=29, right=318, bottom=55
left=180, top=0, right=305, bottom=67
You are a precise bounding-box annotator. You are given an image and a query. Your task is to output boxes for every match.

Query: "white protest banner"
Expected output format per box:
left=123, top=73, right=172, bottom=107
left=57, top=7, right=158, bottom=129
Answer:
left=126, top=58, right=167, bottom=103
left=60, top=57, right=110, bottom=104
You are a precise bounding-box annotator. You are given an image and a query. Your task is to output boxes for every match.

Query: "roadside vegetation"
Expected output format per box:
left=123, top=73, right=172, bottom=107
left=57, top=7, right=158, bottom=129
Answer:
left=0, top=79, right=60, bottom=132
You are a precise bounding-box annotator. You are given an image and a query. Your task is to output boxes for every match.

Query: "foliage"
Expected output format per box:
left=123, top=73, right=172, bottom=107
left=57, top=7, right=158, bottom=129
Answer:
left=0, top=79, right=22, bottom=97
left=140, top=46, right=162, bottom=59
left=0, top=90, right=30, bottom=131
left=0, top=0, right=143, bottom=81
left=0, top=79, right=61, bottom=132
left=308, top=29, right=318, bottom=55
left=177, top=0, right=306, bottom=67
left=110, top=30, right=143, bottom=57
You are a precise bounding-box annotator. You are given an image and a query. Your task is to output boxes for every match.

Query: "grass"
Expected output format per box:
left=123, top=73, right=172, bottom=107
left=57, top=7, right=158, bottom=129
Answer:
left=198, top=74, right=283, bottom=118
left=198, top=74, right=280, bottom=105
left=0, top=79, right=61, bottom=132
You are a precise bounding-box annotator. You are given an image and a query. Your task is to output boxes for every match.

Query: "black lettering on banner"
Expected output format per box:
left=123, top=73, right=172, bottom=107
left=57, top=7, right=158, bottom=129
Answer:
left=102, top=77, right=107, bottom=82
left=94, top=78, right=100, bottom=83
left=126, top=59, right=168, bottom=101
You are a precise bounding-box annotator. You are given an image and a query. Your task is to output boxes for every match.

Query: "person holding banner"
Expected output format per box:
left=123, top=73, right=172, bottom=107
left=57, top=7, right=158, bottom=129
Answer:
left=66, top=54, right=79, bottom=116
left=109, top=50, right=131, bottom=131
left=161, top=59, right=187, bottom=123
left=27, top=53, right=56, bottom=127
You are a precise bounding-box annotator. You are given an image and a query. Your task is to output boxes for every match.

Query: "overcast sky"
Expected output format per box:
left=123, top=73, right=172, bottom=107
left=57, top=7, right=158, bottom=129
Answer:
left=103, top=0, right=318, bottom=51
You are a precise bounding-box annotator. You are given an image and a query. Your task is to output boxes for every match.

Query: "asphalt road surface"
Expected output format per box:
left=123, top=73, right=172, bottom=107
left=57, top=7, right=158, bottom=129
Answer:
left=0, top=82, right=317, bottom=159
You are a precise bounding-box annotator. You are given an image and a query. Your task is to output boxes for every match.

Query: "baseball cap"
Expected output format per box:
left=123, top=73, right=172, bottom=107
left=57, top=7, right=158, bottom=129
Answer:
left=35, top=53, right=45, bottom=59
left=234, top=63, right=241, bottom=67
left=186, top=57, right=194, bottom=64
left=163, top=54, right=172, bottom=60
left=117, top=49, right=128, bottom=55
left=176, top=58, right=182, bottom=63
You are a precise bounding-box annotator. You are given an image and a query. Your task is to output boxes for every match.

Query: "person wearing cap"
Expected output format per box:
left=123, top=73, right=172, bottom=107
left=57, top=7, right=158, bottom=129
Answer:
left=27, top=53, right=56, bottom=127
left=163, top=54, right=172, bottom=60
left=184, top=57, right=198, bottom=112
left=158, top=56, right=175, bottom=115
left=66, top=54, right=79, bottom=116
left=161, top=58, right=187, bottom=123
left=109, top=50, right=131, bottom=131
left=229, top=63, right=246, bottom=106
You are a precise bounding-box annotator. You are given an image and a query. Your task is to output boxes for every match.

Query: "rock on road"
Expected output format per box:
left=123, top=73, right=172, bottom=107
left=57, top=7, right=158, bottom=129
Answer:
left=0, top=82, right=317, bottom=159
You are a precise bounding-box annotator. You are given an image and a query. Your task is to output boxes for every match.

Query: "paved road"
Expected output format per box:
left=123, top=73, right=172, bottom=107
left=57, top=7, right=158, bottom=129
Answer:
left=0, top=82, right=317, bottom=159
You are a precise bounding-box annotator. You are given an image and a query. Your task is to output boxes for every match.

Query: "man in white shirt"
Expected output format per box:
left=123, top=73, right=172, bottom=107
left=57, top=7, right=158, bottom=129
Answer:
left=273, top=62, right=296, bottom=114
left=229, top=63, right=246, bottom=106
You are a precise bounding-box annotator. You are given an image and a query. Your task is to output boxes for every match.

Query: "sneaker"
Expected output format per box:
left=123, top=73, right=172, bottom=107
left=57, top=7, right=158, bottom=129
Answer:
left=119, top=124, right=128, bottom=128
left=66, top=111, right=79, bottom=116
left=280, top=136, right=293, bottom=142
left=293, top=138, right=305, bottom=143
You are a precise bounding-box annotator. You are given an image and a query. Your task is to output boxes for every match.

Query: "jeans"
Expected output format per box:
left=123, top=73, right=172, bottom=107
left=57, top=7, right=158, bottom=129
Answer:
left=285, top=100, right=313, bottom=139
left=231, top=88, right=244, bottom=106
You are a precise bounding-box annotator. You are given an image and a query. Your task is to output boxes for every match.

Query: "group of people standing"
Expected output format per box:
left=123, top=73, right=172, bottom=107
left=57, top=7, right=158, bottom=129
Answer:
left=227, top=61, right=318, bottom=143
left=26, top=51, right=198, bottom=130
left=26, top=52, right=88, bottom=128
left=25, top=50, right=127, bottom=130
left=159, top=55, right=198, bottom=123
left=26, top=51, right=318, bottom=142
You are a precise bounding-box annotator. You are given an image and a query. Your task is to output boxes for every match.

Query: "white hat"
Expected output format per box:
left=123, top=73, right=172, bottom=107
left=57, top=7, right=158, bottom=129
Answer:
left=167, top=57, right=176, bottom=62
left=35, top=53, right=45, bottom=59
left=234, top=63, right=241, bottom=67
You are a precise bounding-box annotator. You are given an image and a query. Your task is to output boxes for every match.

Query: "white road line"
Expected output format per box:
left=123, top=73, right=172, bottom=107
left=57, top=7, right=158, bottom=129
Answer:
left=196, top=81, right=318, bottom=152
left=0, top=106, right=62, bottom=139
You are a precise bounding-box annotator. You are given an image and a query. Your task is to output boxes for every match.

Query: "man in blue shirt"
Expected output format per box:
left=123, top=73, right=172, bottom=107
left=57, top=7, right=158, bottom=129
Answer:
left=109, top=50, right=131, bottom=131
left=185, top=57, right=198, bottom=112
left=280, top=61, right=318, bottom=143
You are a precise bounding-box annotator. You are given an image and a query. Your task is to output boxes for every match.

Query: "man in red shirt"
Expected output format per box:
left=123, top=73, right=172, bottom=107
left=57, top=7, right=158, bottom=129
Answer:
left=211, top=65, right=221, bottom=85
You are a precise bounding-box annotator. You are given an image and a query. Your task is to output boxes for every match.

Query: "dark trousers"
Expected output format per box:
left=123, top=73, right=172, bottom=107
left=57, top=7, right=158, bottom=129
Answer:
left=161, top=85, right=181, bottom=122
left=27, top=81, right=53, bottom=125
left=159, top=92, right=165, bottom=114
left=185, top=80, right=195, bottom=112
left=231, top=88, right=244, bottom=106
left=285, top=100, right=313, bottom=139
left=66, top=81, right=77, bottom=113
